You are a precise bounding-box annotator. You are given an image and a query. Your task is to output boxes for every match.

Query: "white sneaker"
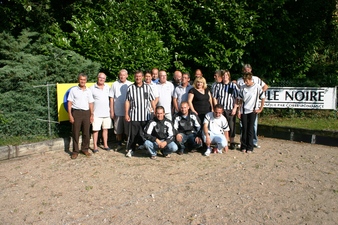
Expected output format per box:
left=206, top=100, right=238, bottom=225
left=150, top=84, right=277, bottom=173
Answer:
left=204, top=148, right=211, bottom=156
left=217, top=149, right=223, bottom=154
left=254, top=144, right=261, bottom=148
left=126, top=150, right=133, bottom=157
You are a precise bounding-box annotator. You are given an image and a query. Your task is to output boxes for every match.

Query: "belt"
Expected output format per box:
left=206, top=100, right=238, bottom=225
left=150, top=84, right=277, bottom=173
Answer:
left=72, top=108, right=89, bottom=111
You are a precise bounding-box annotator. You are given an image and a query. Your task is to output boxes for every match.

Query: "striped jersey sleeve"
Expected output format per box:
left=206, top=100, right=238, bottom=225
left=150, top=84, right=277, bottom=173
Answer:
left=127, top=84, right=155, bottom=121
left=214, top=82, right=239, bottom=110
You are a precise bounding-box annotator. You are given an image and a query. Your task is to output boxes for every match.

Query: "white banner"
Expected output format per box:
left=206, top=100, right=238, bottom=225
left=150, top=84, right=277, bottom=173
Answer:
left=264, top=87, right=337, bottom=109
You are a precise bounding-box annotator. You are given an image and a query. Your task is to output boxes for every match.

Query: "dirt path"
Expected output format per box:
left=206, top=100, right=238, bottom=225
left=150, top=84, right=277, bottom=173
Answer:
left=1, top=137, right=337, bottom=225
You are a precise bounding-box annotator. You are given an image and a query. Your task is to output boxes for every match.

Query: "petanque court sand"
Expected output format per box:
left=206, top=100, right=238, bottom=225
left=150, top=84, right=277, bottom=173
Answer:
left=0, top=137, right=337, bottom=225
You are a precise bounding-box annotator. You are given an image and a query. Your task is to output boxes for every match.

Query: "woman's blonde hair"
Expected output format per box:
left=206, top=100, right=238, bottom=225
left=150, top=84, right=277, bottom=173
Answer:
left=193, top=77, right=207, bottom=89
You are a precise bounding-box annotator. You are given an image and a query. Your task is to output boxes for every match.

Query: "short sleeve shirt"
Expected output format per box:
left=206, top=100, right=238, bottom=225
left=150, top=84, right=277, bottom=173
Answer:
left=173, top=84, right=192, bottom=108
left=157, top=81, right=174, bottom=113
left=237, top=76, right=266, bottom=89
left=67, top=86, right=94, bottom=110
left=126, top=83, right=155, bottom=121
left=109, top=80, right=132, bottom=116
left=203, top=112, right=230, bottom=135
left=237, top=83, right=266, bottom=114
left=89, top=83, right=110, bottom=117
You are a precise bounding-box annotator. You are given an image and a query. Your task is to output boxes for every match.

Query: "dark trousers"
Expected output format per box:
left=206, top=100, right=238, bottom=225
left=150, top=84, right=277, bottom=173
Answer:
left=198, top=113, right=206, bottom=125
left=223, top=110, right=236, bottom=139
left=240, top=112, right=256, bottom=151
left=72, top=109, right=91, bottom=153
left=126, top=121, right=147, bottom=150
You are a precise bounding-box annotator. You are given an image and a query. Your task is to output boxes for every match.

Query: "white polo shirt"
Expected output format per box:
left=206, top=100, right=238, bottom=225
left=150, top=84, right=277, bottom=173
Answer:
left=109, top=80, right=132, bottom=116
left=157, top=81, right=174, bottom=114
left=89, top=83, right=110, bottom=117
left=145, top=82, right=159, bottom=98
left=67, top=86, right=94, bottom=110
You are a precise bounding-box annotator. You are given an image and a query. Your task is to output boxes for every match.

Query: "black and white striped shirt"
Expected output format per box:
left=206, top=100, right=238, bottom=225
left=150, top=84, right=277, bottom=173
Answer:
left=213, top=82, right=239, bottom=110
left=126, top=83, right=155, bottom=121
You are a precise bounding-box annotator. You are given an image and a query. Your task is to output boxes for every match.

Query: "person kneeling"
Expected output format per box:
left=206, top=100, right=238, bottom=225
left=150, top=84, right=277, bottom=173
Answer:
left=202, top=104, right=229, bottom=156
left=143, top=106, right=178, bottom=159
left=173, top=101, right=203, bottom=154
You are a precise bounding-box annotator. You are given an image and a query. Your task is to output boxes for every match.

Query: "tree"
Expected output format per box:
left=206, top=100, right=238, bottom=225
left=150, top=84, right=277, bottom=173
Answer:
left=50, top=0, right=171, bottom=79
left=0, top=30, right=101, bottom=138
left=0, top=0, right=76, bottom=35
left=151, top=0, right=258, bottom=78
left=2, top=0, right=336, bottom=83
left=242, top=0, right=337, bottom=84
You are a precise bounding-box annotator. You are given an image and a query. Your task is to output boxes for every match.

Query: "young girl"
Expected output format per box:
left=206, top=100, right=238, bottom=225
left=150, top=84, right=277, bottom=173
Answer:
left=212, top=70, right=239, bottom=149
left=237, top=72, right=265, bottom=153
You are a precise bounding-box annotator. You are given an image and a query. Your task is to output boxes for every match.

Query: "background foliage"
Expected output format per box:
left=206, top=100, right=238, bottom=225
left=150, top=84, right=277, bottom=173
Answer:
left=0, top=0, right=337, bottom=142
left=0, top=31, right=101, bottom=141
left=1, top=0, right=337, bottom=81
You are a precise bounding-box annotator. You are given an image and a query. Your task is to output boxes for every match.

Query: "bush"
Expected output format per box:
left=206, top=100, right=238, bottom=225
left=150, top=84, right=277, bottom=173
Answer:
left=0, top=30, right=101, bottom=140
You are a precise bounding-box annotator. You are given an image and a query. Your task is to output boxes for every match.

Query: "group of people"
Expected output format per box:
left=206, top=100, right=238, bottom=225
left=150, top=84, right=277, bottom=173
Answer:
left=67, top=65, right=268, bottom=159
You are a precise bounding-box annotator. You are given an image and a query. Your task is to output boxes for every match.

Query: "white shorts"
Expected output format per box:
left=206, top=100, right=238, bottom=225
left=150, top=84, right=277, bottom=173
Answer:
left=92, top=117, right=113, bottom=131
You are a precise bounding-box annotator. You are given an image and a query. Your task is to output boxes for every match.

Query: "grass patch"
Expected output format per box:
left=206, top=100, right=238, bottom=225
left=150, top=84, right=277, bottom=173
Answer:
left=0, top=135, right=56, bottom=146
left=260, top=109, right=338, bottom=131
left=259, top=117, right=338, bottom=131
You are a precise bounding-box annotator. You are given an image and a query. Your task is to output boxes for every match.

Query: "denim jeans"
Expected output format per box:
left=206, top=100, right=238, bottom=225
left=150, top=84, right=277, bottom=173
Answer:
left=202, top=131, right=228, bottom=150
left=176, top=133, right=202, bottom=152
left=253, top=115, right=258, bottom=145
left=144, top=140, right=178, bottom=156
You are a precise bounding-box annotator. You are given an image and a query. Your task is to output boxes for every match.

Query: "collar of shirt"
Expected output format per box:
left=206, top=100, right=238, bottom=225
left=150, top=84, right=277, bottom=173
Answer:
left=134, top=82, right=145, bottom=87
left=76, top=85, right=88, bottom=91
left=94, top=83, right=108, bottom=89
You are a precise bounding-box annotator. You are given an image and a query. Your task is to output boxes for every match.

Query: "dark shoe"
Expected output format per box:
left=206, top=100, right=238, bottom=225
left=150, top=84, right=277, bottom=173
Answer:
left=190, top=149, right=197, bottom=153
left=92, top=149, right=99, bottom=153
left=114, top=145, right=123, bottom=152
left=71, top=153, right=78, bottom=159
left=229, top=143, right=236, bottom=150
left=81, top=151, right=91, bottom=157
left=178, top=150, right=184, bottom=155
left=103, top=147, right=111, bottom=151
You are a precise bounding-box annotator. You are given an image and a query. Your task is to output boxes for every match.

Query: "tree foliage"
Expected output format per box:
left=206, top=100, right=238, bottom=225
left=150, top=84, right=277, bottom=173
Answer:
left=0, top=31, right=101, bottom=138
left=242, top=0, right=337, bottom=83
left=151, top=0, right=258, bottom=75
left=1, top=0, right=336, bottom=83
left=50, top=0, right=171, bottom=78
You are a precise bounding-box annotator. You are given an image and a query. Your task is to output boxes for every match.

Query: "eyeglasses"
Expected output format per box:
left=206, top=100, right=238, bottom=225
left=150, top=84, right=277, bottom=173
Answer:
left=98, top=77, right=106, bottom=79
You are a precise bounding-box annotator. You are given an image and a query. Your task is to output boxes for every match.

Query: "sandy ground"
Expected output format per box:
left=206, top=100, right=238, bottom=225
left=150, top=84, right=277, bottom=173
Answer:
left=0, top=136, right=337, bottom=225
